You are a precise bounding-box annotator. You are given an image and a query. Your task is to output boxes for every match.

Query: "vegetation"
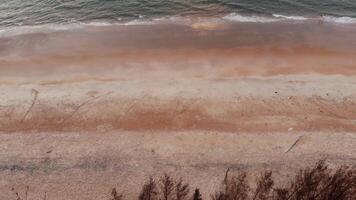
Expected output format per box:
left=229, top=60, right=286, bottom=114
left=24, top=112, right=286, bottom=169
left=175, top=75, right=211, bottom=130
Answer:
left=11, top=160, right=356, bottom=200
left=131, top=161, right=355, bottom=200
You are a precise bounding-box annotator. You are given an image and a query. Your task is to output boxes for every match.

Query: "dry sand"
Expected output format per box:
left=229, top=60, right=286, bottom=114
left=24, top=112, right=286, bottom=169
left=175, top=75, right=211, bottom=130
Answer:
left=0, top=21, right=356, bottom=199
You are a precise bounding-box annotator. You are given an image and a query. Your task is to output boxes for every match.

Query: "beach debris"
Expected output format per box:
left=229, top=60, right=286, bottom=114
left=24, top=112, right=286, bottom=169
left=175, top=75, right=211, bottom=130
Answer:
left=285, top=135, right=303, bottom=153
left=20, top=89, right=39, bottom=123
left=61, top=91, right=112, bottom=123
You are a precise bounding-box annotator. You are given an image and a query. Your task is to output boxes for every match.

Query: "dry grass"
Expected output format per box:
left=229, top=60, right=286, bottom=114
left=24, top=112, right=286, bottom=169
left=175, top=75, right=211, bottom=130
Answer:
left=137, top=174, right=190, bottom=200
left=11, top=186, right=47, bottom=200
left=272, top=160, right=356, bottom=200
left=10, top=160, right=356, bottom=200
left=122, top=160, right=355, bottom=200
left=110, top=188, right=123, bottom=200
left=212, top=170, right=249, bottom=200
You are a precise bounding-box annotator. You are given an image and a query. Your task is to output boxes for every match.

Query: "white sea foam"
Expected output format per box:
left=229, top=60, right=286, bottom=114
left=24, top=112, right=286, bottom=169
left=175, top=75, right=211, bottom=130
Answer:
left=272, top=14, right=308, bottom=21
left=121, top=19, right=154, bottom=26
left=1, top=14, right=356, bottom=38
left=225, top=13, right=356, bottom=24
left=0, top=24, right=82, bottom=37
left=0, top=20, right=152, bottom=37
left=223, top=13, right=280, bottom=23
left=80, top=21, right=113, bottom=26
left=273, top=14, right=356, bottom=24
left=323, top=16, right=356, bottom=24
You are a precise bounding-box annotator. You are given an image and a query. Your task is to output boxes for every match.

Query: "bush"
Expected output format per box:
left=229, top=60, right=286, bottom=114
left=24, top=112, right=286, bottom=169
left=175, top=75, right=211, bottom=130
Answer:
left=138, top=174, right=190, bottom=200
left=272, top=160, right=356, bottom=200
left=134, top=160, right=355, bottom=200
left=10, top=160, right=356, bottom=200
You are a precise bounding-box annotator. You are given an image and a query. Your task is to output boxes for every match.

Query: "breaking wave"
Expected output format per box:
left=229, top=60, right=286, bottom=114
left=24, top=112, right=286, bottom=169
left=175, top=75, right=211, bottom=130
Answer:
left=0, top=14, right=355, bottom=38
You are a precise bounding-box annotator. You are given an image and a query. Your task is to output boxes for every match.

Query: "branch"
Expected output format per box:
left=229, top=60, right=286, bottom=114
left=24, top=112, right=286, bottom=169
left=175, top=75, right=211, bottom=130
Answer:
left=285, top=135, right=303, bottom=153
left=60, top=92, right=112, bottom=123
left=20, top=89, right=39, bottom=123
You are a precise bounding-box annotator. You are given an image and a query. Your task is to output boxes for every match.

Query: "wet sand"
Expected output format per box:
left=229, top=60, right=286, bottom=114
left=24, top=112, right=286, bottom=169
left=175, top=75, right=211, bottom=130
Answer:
left=0, top=21, right=356, bottom=199
left=1, top=21, right=356, bottom=81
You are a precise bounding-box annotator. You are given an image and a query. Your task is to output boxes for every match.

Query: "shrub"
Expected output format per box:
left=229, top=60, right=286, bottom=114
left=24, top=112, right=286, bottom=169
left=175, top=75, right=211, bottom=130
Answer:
left=253, top=171, right=274, bottom=200
left=10, top=160, right=356, bottom=200
left=193, top=189, right=203, bottom=200
left=212, top=170, right=249, bottom=200
left=273, top=160, right=356, bottom=200
left=137, top=174, right=191, bottom=200
left=139, top=177, right=159, bottom=200
left=110, top=188, right=123, bottom=200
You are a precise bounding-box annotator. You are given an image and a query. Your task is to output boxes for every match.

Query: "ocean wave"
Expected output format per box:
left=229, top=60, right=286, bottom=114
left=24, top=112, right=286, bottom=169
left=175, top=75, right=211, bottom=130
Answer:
left=1, top=14, right=356, bottom=38
left=224, top=13, right=356, bottom=24
left=272, top=14, right=308, bottom=21
left=223, top=13, right=280, bottom=23
left=0, top=24, right=83, bottom=38
left=323, top=16, right=356, bottom=24
left=272, top=14, right=356, bottom=24
left=79, top=21, right=114, bottom=26
left=120, top=19, right=155, bottom=26
left=0, top=20, right=154, bottom=37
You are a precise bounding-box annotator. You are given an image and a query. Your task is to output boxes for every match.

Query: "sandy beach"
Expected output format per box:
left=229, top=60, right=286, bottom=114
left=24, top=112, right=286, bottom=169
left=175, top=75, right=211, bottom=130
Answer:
left=1, top=20, right=356, bottom=199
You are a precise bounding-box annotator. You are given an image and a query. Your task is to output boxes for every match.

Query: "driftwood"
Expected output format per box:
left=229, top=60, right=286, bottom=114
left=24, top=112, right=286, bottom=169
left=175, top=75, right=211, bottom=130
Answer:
left=61, top=91, right=112, bottom=123
left=285, top=135, right=303, bottom=153
left=20, top=89, right=39, bottom=123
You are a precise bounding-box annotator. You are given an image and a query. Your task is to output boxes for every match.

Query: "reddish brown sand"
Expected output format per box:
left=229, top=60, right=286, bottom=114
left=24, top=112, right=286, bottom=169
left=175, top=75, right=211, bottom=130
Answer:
left=0, top=21, right=356, bottom=199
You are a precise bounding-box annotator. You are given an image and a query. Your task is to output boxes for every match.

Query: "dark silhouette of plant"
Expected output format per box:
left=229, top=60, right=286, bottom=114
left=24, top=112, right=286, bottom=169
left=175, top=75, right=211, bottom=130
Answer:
left=272, top=160, right=356, bottom=200
left=176, top=178, right=190, bottom=200
left=272, top=188, right=288, bottom=200
left=292, top=160, right=329, bottom=200
left=211, top=191, right=228, bottom=200
left=211, top=161, right=356, bottom=200
left=138, top=174, right=191, bottom=200
left=212, top=170, right=250, bottom=200
left=9, top=160, right=356, bottom=200
left=11, top=186, right=47, bottom=200
left=317, top=165, right=356, bottom=200
left=193, top=188, right=203, bottom=200
left=110, top=188, right=123, bottom=200
left=139, top=177, right=158, bottom=200
left=253, top=171, right=274, bottom=200
left=11, top=186, right=30, bottom=200
left=11, top=187, right=22, bottom=200
left=160, top=173, right=175, bottom=200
